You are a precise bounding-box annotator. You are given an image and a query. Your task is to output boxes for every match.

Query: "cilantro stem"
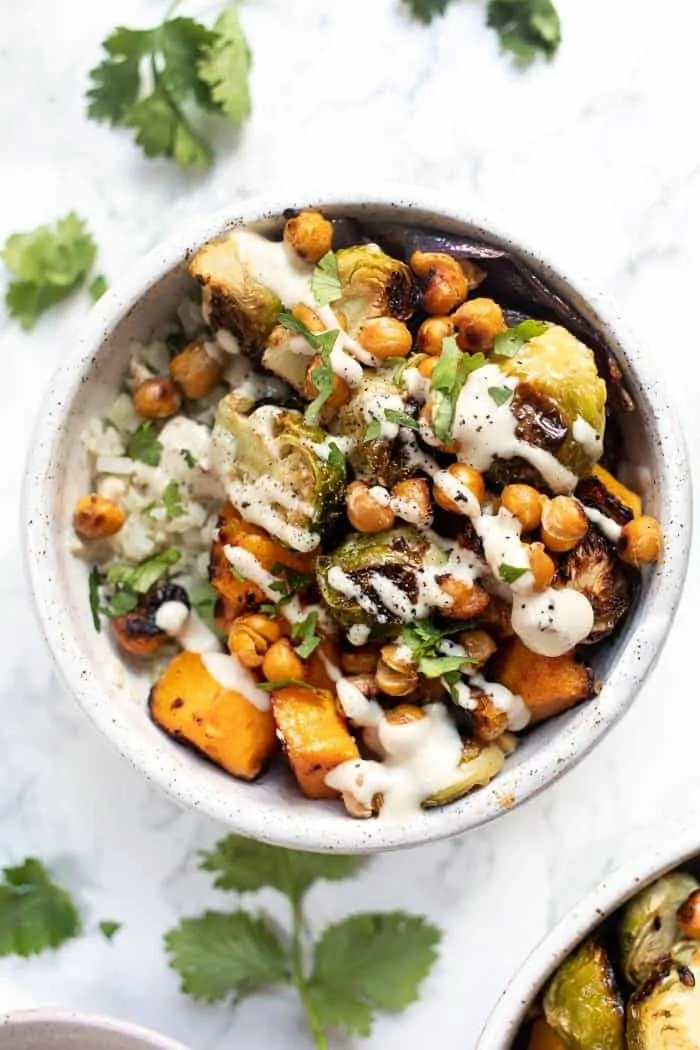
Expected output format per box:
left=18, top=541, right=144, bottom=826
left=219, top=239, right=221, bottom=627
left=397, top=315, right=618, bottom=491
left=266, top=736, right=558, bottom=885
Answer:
left=290, top=898, right=327, bottom=1050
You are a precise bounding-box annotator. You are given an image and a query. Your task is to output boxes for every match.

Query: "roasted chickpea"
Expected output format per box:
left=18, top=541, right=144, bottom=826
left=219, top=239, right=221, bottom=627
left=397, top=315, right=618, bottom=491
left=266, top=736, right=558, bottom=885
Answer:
left=169, top=341, right=222, bottom=399
left=262, top=638, right=306, bottom=683
left=283, top=210, right=333, bottom=263
left=341, top=792, right=374, bottom=819
left=618, top=515, right=663, bottom=567
left=528, top=542, right=556, bottom=592
left=304, top=355, right=350, bottom=409
left=390, top=478, right=432, bottom=526
left=540, top=496, right=588, bottom=552
left=441, top=578, right=490, bottom=619
left=452, top=298, right=506, bottom=352
left=357, top=317, right=413, bottom=359
left=678, top=890, right=700, bottom=940
left=292, top=303, right=325, bottom=332
left=73, top=494, right=126, bottom=540
left=417, top=356, right=438, bottom=380
left=501, top=484, right=544, bottom=532
left=410, top=251, right=468, bottom=315
left=380, top=643, right=417, bottom=674
left=457, top=629, right=497, bottom=670
left=111, top=615, right=166, bottom=657
left=346, top=482, right=395, bottom=533
left=228, top=614, right=281, bottom=669
left=471, top=690, right=509, bottom=743
left=340, top=649, right=379, bottom=676
left=374, top=658, right=419, bottom=697
left=384, top=704, right=425, bottom=725
left=416, top=316, right=455, bottom=356
left=433, top=463, right=485, bottom=515
left=133, top=377, right=182, bottom=419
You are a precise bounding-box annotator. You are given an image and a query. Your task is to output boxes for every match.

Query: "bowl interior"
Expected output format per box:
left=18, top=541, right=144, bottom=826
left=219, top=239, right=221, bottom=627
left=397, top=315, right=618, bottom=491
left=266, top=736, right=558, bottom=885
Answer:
left=24, top=197, right=691, bottom=852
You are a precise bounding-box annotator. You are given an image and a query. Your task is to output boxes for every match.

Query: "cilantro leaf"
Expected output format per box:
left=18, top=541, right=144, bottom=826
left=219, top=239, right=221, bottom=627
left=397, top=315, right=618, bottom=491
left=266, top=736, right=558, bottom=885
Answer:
left=99, top=920, right=121, bottom=941
left=89, top=274, right=108, bottom=302
left=257, top=678, right=311, bottom=692
left=384, top=408, right=419, bottom=431
left=498, top=562, right=529, bottom=584
left=487, top=385, right=513, bottom=406
left=487, top=0, right=561, bottom=64
left=277, top=309, right=339, bottom=425
left=162, top=479, right=184, bottom=519
left=180, top=448, right=197, bottom=468
left=291, top=612, right=321, bottom=659
left=106, top=547, right=180, bottom=595
left=327, top=442, right=346, bottom=476
left=429, top=337, right=487, bottom=443
left=308, top=913, right=441, bottom=1037
left=124, top=91, right=212, bottom=169
left=404, top=0, right=451, bottom=23
left=311, top=252, right=342, bottom=307
left=100, top=591, right=139, bottom=618
left=401, top=620, right=475, bottom=679
left=126, top=421, right=163, bottom=466
left=0, top=859, right=81, bottom=957
left=2, top=214, right=98, bottom=330
left=165, top=910, right=289, bottom=1002
left=365, top=420, right=382, bottom=441
left=493, top=318, right=548, bottom=358
left=88, top=566, right=102, bottom=633
left=419, top=654, right=474, bottom=678
left=87, top=28, right=154, bottom=124
left=200, top=835, right=362, bottom=904
left=157, top=18, right=216, bottom=104
left=188, top=581, right=225, bottom=636
left=197, top=4, right=252, bottom=122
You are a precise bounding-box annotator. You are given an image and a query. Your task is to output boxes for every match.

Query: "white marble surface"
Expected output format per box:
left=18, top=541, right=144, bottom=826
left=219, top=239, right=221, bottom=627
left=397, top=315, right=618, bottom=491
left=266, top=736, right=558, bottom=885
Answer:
left=1, top=0, right=700, bottom=1046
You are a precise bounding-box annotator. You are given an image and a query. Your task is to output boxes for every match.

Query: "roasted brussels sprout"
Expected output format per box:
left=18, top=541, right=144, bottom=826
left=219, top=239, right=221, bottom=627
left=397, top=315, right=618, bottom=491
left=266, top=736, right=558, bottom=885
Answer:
left=212, top=402, right=345, bottom=552
left=627, top=947, right=700, bottom=1050
left=335, top=244, right=419, bottom=334
left=501, top=325, right=607, bottom=479
left=423, top=741, right=504, bottom=806
left=556, top=530, right=635, bottom=644
left=335, top=371, right=414, bottom=487
left=543, top=939, right=624, bottom=1050
left=316, top=526, right=446, bottom=636
left=618, top=873, right=699, bottom=987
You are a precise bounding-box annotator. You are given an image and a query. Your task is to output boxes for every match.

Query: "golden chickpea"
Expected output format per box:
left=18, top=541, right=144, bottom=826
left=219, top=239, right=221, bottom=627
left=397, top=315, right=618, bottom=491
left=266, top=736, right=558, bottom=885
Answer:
left=374, top=659, right=419, bottom=697
left=540, top=496, right=588, bottom=553
left=410, top=251, right=468, bottom=315
left=452, top=298, right=506, bottom=352
left=384, top=704, right=425, bottom=725
left=111, top=614, right=165, bottom=657
left=433, top=463, right=486, bottom=515
left=391, top=478, right=432, bottom=526
left=228, top=614, right=281, bottom=669
left=472, top=691, right=509, bottom=742
left=358, top=317, right=413, bottom=359
left=457, top=629, right=497, bottom=670
left=133, top=377, right=182, bottom=419
left=501, top=484, right=544, bottom=532
left=678, top=890, right=700, bottom=940
left=416, top=316, right=455, bottom=356
left=528, top=542, right=556, bottom=592
left=292, top=303, right=325, bottom=332
left=346, top=482, right=395, bottom=533
left=417, top=356, right=438, bottom=380
left=380, top=643, right=417, bottom=674
left=441, top=578, right=490, bottom=619
left=262, top=638, right=306, bottom=682
left=340, top=649, right=379, bottom=675
left=169, top=341, right=222, bottom=400
left=283, top=210, right=333, bottom=264
left=304, top=355, right=350, bottom=409
left=73, top=494, right=126, bottom=540
left=619, top=515, right=663, bottom=567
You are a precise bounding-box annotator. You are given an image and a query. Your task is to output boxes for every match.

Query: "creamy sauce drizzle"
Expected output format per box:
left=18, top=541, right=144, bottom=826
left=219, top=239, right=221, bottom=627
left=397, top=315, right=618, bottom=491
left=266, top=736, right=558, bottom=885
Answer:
left=584, top=506, right=623, bottom=543
left=201, top=652, right=270, bottom=711
left=470, top=673, right=531, bottom=731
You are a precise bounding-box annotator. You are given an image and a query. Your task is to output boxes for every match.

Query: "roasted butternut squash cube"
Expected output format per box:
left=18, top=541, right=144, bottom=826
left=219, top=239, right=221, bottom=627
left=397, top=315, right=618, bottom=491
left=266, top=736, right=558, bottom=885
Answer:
left=149, top=651, right=276, bottom=780
left=271, top=685, right=360, bottom=799
left=593, top=465, right=642, bottom=519
left=492, top=638, right=595, bottom=724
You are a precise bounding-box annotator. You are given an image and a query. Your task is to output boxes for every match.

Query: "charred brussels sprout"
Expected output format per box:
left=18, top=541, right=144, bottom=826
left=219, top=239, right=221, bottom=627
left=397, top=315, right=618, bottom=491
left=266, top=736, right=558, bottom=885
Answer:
left=335, top=244, right=419, bottom=334
left=423, top=741, right=504, bottom=806
left=556, top=530, right=635, bottom=644
left=212, top=402, right=345, bottom=552
left=543, top=939, right=624, bottom=1050
left=501, top=325, right=607, bottom=479
left=619, top=873, right=699, bottom=987
left=316, top=526, right=446, bottom=637
left=335, top=372, right=413, bottom=487
left=627, top=948, right=700, bottom=1050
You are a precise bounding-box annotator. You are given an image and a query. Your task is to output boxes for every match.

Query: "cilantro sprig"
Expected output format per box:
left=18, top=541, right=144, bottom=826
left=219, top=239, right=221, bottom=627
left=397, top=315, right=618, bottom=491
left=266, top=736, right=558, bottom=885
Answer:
left=278, top=309, right=339, bottom=424
left=166, top=835, right=441, bottom=1047
left=2, top=213, right=100, bottom=330
left=311, top=252, right=342, bottom=307
left=291, top=612, right=322, bottom=659
left=0, top=859, right=81, bottom=957
left=89, top=547, right=181, bottom=631
left=493, top=318, right=548, bottom=358
left=126, top=421, right=163, bottom=466
left=86, top=4, right=251, bottom=168
left=429, top=336, right=487, bottom=443
left=401, top=619, right=476, bottom=678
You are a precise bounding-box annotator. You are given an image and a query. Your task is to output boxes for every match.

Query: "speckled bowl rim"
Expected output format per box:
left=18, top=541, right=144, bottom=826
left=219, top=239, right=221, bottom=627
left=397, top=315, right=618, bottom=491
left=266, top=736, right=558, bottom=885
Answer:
left=476, top=821, right=700, bottom=1047
left=23, top=189, right=692, bottom=853
left=0, top=1008, right=189, bottom=1050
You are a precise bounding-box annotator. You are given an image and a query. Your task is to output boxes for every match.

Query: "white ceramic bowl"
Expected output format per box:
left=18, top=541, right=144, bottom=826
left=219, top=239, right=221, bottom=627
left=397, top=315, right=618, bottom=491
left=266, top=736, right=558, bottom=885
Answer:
left=477, top=822, right=700, bottom=1048
left=24, top=191, right=692, bottom=853
left=0, top=1010, right=188, bottom=1050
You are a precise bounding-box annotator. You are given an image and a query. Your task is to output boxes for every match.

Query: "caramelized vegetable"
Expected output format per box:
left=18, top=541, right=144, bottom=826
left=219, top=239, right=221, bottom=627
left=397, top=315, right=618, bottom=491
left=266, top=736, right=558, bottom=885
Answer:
left=271, top=685, right=360, bottom=799
left=149, top=651, right=276, bottom=779
left=556, top=530, right=635, bottom=644
left=527, top=1019, right=569, bottom=1050
left=544, top=939, right=624, bottom=1050
left=492, top=638, right=595, bottom=723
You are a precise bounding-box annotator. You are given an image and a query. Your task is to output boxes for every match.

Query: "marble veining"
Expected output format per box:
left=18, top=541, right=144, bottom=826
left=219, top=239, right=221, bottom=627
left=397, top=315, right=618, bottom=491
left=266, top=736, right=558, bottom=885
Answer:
left=2, top=0, right=700, bottom=1046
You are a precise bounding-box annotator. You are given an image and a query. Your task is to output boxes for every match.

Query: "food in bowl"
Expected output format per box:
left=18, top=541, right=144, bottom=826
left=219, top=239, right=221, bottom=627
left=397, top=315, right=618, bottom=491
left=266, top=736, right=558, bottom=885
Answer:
left=71, top=207, right=663, bottom=821
left=515, top=868, right=700, bottom=1048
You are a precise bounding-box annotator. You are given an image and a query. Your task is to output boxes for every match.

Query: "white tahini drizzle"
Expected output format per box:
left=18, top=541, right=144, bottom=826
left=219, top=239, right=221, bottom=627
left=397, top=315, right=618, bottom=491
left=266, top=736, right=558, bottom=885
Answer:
left=573, top=416, right=603, bottom=461
left=231, top=230, right=314, bottom=307
left=201, top=652, right=271, bottom=711
left=583, top=506, right=623, bottom=543
left=511, top=588, right=594, bottom=658
left=470, top=674, right=531, bottom=731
